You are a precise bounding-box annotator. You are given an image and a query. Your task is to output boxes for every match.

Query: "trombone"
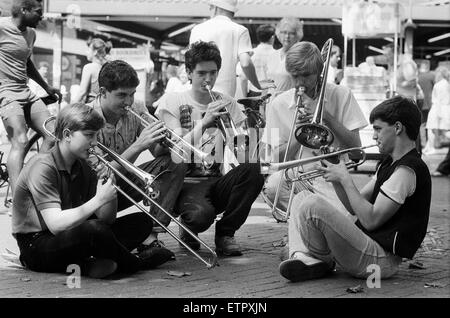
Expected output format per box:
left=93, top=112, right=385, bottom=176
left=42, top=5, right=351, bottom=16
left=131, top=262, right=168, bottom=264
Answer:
left=43, top=116, right=219, bottom=269
left=269, top=38, right=337, bottom=222
left=126, top=107, right=215, bottom=169
left=261, top=144, right=378, bottom=179
left=204, top=83, right=249, bottom=155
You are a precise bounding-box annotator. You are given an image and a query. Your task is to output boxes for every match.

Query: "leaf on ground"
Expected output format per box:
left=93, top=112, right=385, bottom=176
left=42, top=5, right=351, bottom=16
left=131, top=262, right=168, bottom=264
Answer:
left=272, top=239, right=286, bottom=247
left=167, top=270, right=192, bottom=278
left=424, top=282, right=445, bottom=288
left=408, top=261, right=426, bottom=269
left=346, top=285, right=364, bottom=293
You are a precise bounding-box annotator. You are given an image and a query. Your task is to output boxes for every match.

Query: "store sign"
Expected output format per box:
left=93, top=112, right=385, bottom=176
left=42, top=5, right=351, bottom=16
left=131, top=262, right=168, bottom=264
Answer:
left=342, top=1, right=402, bottom=38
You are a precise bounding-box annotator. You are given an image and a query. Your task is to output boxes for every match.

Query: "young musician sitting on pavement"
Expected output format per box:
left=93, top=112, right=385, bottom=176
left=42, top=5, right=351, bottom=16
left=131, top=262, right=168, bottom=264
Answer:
left=280, top=96, right=431, bottom=282
left=156, top=41, right=265, bottom=256
left=262, top=41, right=367, bottom=221
left=12, top=103, right=171, bottom=279
left=89, top=60, right=187, bottom=261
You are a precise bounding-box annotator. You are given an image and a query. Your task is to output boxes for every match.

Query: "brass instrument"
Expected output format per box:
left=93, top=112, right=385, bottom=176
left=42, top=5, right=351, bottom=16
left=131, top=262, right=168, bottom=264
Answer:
left=43, top=116, right=219, bottom=269
left=126, top=107, right=215, bottom=169
left=261, top=145, right=377, bottom=179
left=204, top=83, right=249, bottom=155
left=294, top=38, right=335, bottom=149
left=270, top=86, right=309, bottom=221
left=267, top=38, right=339, bottom=222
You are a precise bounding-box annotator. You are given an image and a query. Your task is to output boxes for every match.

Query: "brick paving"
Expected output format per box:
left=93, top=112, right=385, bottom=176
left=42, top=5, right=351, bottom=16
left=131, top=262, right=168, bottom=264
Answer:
left=0, top=146, right=448, bottom=298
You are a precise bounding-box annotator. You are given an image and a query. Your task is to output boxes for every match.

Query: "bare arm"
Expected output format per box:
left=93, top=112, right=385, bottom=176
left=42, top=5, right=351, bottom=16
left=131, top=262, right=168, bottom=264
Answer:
left=319, top=160, right=400, bottom=231
left=72, top=64, right=92, bottom=103
left=239, top=53, right=262, bottom=90
left=27, top=59, right=61, bottom=101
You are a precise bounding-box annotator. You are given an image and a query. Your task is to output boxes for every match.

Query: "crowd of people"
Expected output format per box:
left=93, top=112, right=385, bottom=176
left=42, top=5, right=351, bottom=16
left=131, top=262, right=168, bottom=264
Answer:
left=0, top=0, right=446, bottom=284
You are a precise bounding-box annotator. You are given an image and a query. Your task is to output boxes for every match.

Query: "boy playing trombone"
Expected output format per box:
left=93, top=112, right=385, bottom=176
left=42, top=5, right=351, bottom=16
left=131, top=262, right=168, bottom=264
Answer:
left=12, top=103, right=171, bottom=278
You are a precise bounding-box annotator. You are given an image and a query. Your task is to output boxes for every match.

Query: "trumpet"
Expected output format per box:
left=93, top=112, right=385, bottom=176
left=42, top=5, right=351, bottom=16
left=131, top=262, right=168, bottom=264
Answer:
left=261, top=145, right=377, bottom=179
left=43, top=116, right=219, bottom=269
left=204, top=83, right=249, bottom=154
left=126, top=107, right=215, bottom=169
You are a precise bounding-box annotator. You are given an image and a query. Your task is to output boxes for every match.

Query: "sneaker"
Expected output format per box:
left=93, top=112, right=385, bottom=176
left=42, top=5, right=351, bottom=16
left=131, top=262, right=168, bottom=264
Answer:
left=215, top=236, right=242, bottom=256
left=137, top=242, right=175, bottom=261
left=179, top=226, right=201, bottom=251
left=137, top=246, right=174, bottom=270
left=82, top=257, right=118, bottom=279
left=279, top=253, right=332, bottom=282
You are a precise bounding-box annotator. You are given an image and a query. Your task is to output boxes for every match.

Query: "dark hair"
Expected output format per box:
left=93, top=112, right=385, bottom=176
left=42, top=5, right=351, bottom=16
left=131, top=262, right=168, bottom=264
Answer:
left=369, top=95, right=422, bottom=141
left=185, top=41, right=222, bottom=73
left=11, top=0, right=42, bottom=17
left=256, top=24, right=275, bottom=43
left=98, top=60, right=140, bottom=92
left=54, top=103, right=105, bottom=140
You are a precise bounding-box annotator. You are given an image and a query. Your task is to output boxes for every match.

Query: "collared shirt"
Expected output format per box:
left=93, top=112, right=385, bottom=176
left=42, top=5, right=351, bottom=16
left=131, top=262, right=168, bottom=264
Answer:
left=12, top=145, right=97, bottom=234
left=190, top=15, right=253, bottom=97
left=266, top=49, right=295, bottom=96
left=248, top=43, right=276, bottom=92
left=88, top=97, right=150, bottom=155
left=262, top=83, right=368, bottom=160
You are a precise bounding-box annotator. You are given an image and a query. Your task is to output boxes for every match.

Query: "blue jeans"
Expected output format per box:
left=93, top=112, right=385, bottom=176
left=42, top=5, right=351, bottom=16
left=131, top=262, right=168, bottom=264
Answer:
left=15, top=213, right=153, bottom=274
left=176, top=163, right=264, bottom=237
left=116, top=154, right=187, bottom=227
left=289, top=193, right=402, bottom=279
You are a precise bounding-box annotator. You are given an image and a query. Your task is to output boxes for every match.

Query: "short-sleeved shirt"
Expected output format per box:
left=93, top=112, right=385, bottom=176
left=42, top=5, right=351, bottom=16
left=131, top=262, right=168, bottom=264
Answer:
left=262, top=83, right=368, bottom=160
left=156, top=90, right=246, bottom=177
left=88, top=97, right=149, bottom=155
left=190, top=15, right=253, bottom=97
left=266, top=49, right=295, bottom=96
left=12, top=145, right=97, bottom=234
left=248, top=43, right=276, bottom=92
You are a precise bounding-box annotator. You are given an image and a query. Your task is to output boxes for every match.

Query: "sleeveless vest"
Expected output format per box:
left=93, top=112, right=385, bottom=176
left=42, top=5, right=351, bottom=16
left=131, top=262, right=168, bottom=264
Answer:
left=356, top=149, right=431, bottom=259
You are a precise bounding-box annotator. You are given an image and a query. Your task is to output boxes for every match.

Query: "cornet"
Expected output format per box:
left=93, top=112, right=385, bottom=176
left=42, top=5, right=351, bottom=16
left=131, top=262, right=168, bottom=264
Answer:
left=261, top=144, right=378, bottom=179
left=204, top=83, right=249, bottom=155
left=126, top=107, right=215, bottom=169
left=43, top=116, right=219, bottom=269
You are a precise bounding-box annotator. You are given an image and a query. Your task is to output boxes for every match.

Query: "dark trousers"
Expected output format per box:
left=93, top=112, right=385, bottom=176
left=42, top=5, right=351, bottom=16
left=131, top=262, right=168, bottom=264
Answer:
left=176, top=163, right=264, bottom=237
left=116, top=154, right=187, bottom=227
left=15, top=213, right=152, bottom=275
left=437, top=147, right=450, bottom=175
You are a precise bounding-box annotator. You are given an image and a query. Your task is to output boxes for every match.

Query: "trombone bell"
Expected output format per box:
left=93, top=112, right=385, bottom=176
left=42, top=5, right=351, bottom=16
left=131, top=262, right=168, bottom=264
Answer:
left=295, top=123, right=334, bottom=149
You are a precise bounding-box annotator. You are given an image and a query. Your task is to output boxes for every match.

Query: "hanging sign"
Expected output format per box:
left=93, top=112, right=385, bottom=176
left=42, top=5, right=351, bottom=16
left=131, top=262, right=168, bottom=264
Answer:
left=342, top=1, right=403, bottom=38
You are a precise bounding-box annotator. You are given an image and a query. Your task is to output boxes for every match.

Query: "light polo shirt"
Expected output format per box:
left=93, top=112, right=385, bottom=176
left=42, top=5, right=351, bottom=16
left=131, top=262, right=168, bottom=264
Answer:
left=12, top=145, right=97, bottom=234
left=266, top=49, right=295, bottom=96
left=190, top=15, right=253, bottom=97
left=262, top=83, right=368, bottom=160
left=248, top=43, right=276, bottom=92
left=88, top=97, right=149, bottom=155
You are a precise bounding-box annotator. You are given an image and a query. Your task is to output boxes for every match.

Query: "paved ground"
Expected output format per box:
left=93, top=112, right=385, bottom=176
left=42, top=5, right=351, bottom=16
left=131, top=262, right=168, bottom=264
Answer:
left=0, top=143, right=448, bottom=299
